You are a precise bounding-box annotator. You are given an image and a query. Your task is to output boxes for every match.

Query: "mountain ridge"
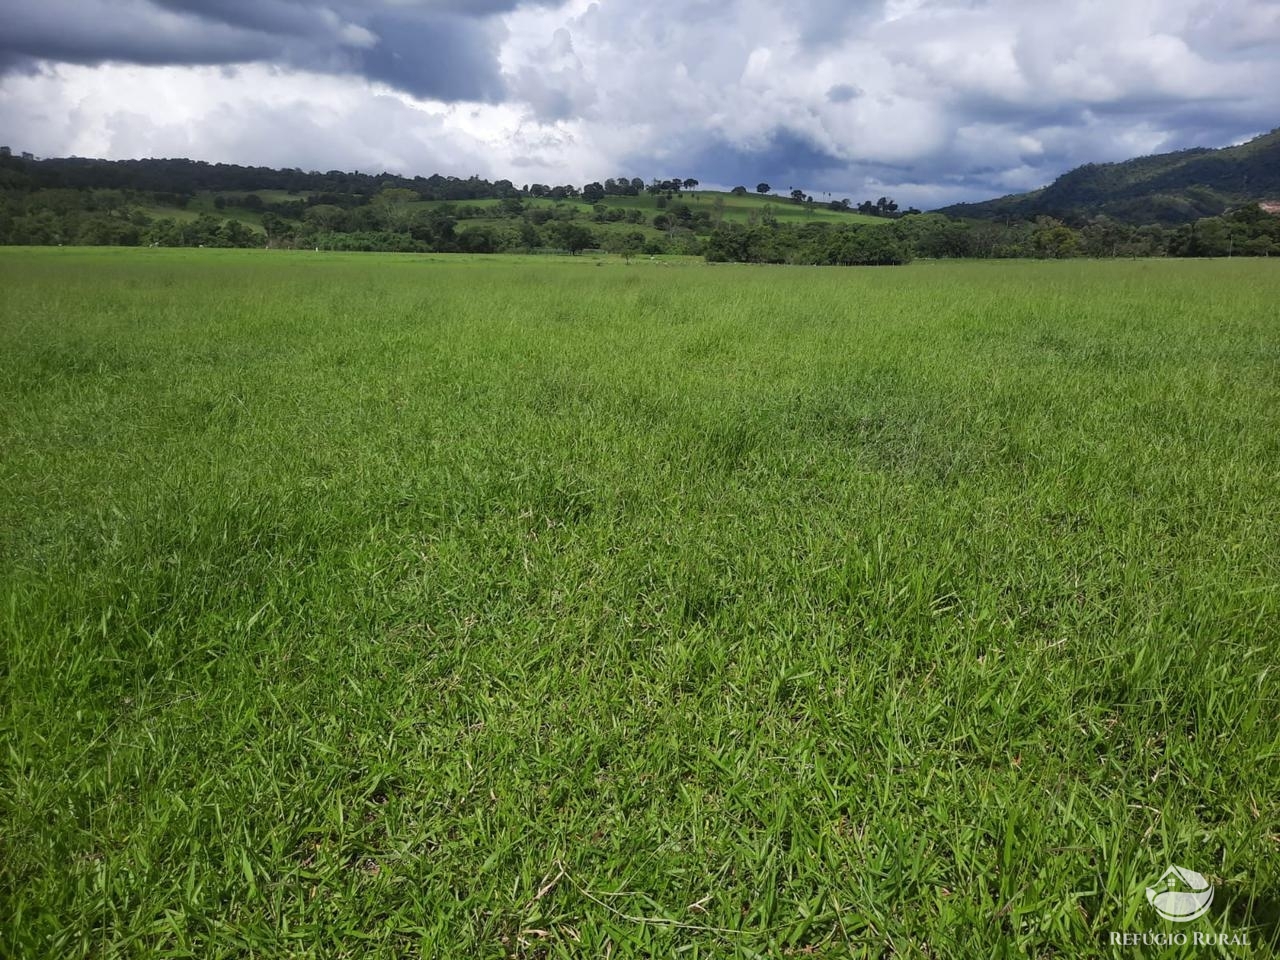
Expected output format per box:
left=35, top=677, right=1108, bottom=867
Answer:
left=936, top=128, right=1280, bottom=225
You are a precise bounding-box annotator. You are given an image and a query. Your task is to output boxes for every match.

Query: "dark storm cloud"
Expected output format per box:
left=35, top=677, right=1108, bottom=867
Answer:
left=0, top=0, right=284, bottom=68
left=358, top=11, right=508, bottom=103
left=0, top=0, right=541, bottom=100
left=149, top=0, right=332, bottom=39
left=657, top=130, right=850, bottom=192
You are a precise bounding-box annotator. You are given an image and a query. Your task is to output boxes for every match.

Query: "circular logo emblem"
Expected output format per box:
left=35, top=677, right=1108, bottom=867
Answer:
left=1145, top=865, right=1214, bottom=922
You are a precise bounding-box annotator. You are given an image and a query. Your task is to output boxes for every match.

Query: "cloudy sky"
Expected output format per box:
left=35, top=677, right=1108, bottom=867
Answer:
left=0, top=0, right=1277, bottom=207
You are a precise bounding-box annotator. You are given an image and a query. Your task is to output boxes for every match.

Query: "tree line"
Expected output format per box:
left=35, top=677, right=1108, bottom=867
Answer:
left=1, top=153, right=1276, bottom=262
left=705, top=207, right=1279, bottom=264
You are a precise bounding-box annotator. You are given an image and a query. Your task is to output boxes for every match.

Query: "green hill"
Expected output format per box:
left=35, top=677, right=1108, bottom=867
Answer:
left=0, top=153, right=895, bottom=252
left=0, top=153, right=889, bottom=250
left=180, top=188, right=884, bottom=246
left=404, top=189, right=880, bottom=222
left=937, top=128, right=1280, bottom=225
left=129, top=188, right=883, bottom=238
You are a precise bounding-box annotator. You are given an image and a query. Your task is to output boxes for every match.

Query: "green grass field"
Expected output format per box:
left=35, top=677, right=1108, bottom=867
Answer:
left=2, top=249, right=1277, bottom=957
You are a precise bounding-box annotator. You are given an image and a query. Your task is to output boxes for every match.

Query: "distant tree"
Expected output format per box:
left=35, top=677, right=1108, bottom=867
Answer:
left=84, top=189, right=125, bottom=213
left=303, top=203, right=348, bottom=231
left=549, top=221, right=594, bottom=255
left=497, top=196, right=525, bottom=217
left=216, top=219, right=255, bottom=248
left=517, top=219, right=542, bottom=250
left=261, top=212, right=290, bottom=244
left=790, top=189, right=806, bottom=204
left=731, top=185, right=748, bottom=196
left=1242, top=234, right=1277, bottom=256
left=1079, top=216, right=1130, bottom=258
left=683, top=178, right=699, bottom=190
left=604, top=230, right=646, bottom=261
left=1032, top=217, right=1079, bottom=258
left=582, top=181, right=606, bottom=203
left=373, top=187, right=418, bottom=231
left=756, top=183, right=771, bottom=194
left=824, top=224, right=910, bottom=265
left=407, top=206, right=457, bottom=247
left=704, top=222, right=785, bottom=263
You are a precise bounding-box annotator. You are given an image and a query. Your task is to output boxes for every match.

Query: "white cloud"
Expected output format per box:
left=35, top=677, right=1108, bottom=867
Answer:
left=2, top=0, right=1278, bottom=205
left=0, top=63, right=499, bottom=174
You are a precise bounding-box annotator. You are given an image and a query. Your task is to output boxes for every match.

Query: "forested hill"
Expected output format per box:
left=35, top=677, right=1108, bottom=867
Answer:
left=937, top=128, right=1280, bottom=225
left=0, top=155, right=527, bottom=202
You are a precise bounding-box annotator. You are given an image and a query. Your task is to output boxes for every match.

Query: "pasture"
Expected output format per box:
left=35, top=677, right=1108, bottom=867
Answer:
left=147, top=188, right=886, bottom=239
left=412, top=191, right=886, bottom=224
left=2, top=249, right=1277, bottom=957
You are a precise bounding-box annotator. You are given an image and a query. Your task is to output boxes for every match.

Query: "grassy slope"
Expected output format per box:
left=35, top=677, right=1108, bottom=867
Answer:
left=422, top=191, right=887, bottom=225
left=1, top=249, right=1277, bottom=957
left=135, top=193, right=268, bottom=233
left=442, top=193, right=888, bottom=245
left=136, top=189, right=885, bottom=241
